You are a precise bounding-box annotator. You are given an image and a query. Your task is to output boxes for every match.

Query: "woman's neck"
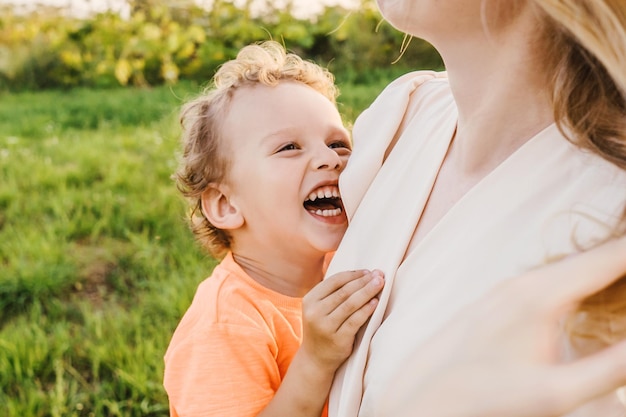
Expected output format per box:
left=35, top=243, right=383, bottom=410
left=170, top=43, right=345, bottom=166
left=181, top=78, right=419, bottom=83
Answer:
left=435, top=9, right=554, bottom=176
left=448, top=64, right=553, bottom=176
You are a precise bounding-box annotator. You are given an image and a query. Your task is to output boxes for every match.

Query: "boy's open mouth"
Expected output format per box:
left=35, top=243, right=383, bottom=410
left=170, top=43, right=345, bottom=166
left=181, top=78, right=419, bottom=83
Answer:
left=304, top=185, right=344, bottom=217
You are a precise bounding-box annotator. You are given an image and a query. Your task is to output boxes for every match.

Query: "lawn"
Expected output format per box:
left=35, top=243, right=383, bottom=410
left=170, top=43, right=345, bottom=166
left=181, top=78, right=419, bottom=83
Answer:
left=0, top=74, right=396, bottom=416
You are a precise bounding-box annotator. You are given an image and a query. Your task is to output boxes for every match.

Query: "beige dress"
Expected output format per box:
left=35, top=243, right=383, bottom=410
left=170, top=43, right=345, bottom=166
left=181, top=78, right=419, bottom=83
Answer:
left=327, top=71, right=626, bottom=417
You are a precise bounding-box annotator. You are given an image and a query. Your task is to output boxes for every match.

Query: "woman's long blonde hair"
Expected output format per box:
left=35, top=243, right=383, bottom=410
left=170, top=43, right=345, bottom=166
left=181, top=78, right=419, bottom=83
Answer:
left=535, top=0, right=626, bottom=345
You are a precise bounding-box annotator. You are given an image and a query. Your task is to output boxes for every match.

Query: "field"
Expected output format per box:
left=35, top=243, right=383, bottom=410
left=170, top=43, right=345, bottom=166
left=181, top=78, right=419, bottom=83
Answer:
left=0, top=75, right=396, bottom=416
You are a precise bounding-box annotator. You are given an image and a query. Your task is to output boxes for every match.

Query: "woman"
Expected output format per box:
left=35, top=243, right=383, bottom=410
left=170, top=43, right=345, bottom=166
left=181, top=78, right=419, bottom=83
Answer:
left=326, top=0, right=626, bottom=416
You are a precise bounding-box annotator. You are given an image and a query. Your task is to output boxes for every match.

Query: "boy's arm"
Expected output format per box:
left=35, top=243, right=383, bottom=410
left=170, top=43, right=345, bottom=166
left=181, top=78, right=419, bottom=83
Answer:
left=257, top=270, right=384, bottom=417
left=164, top=325, right=282, bottom=417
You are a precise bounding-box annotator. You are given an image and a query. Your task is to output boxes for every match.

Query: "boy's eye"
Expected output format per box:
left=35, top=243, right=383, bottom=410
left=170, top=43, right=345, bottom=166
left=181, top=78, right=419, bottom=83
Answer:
left=329, top=140, right=352, bottom=155
left=278, top=143, right=298, bottom=152
left=329, top=141, right=350, bottom=149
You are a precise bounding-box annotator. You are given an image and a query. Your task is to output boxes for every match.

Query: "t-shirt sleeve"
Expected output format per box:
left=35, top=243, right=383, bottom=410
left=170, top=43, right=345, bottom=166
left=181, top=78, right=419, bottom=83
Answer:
left=164, top=323, right=280, bottom=417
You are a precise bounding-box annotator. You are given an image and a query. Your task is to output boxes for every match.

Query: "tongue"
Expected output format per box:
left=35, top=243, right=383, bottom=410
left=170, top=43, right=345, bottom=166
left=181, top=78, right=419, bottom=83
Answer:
left=304, top=199, right=337, bottom=211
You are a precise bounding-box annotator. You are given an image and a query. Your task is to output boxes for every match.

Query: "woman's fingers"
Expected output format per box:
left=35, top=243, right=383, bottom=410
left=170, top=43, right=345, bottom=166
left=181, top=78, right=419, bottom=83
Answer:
left=525, top=236, right=626, bottom=308
left=382, top=237, right=626, bottom=417
left=553, top=340, right=626, bottom=411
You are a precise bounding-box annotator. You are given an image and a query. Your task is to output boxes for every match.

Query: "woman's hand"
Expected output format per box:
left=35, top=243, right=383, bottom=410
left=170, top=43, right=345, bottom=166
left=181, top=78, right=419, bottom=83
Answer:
left=382, top=237, right=626, bottom=417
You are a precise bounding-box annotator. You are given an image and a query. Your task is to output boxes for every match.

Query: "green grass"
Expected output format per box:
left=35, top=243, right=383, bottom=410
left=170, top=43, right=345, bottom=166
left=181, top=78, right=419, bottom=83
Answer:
left=0, top=72, right=398, bottom=416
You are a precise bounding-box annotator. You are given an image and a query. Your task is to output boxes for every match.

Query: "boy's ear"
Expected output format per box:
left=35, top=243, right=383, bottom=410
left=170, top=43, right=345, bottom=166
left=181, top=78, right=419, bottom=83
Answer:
left=200, top=184, right=244, bottom=230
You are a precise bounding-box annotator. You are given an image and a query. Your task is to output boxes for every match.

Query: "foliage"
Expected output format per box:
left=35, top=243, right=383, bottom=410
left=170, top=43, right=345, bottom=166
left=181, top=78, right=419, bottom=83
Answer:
left=0, top=0, right=442, bottom=91
left=0, top=74, right=395, bottom=416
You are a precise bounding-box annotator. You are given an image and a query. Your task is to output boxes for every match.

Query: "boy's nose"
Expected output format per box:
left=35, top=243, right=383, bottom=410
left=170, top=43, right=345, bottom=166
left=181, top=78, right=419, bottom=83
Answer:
left=315, top=146, right=343, bottom=170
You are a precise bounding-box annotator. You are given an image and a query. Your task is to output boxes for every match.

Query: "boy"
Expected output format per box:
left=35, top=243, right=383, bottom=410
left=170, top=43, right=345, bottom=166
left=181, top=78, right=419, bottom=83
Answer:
left=163, top=41, right=384, bottom=417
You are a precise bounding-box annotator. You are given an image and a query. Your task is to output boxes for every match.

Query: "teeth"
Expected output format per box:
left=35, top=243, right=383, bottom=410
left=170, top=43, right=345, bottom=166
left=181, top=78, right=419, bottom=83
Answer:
left=307, top=185, right=340, bottom=202
left=313, top=208, right=343, bottom=217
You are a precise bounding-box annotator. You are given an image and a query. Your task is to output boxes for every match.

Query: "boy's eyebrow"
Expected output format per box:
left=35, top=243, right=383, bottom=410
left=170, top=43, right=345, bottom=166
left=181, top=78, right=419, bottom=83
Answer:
left=261, top=125, right=350, bottom=142
left=261, top=127, right=297, bottom=141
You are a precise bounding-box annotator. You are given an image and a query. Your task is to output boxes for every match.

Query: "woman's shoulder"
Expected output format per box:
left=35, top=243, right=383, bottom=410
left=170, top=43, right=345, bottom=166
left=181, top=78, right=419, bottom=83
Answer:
left=378, top=70, right=449, bottom=100
left=357, top=70, right=452, bottom=130
left=387, top=69, right=448, bottom=86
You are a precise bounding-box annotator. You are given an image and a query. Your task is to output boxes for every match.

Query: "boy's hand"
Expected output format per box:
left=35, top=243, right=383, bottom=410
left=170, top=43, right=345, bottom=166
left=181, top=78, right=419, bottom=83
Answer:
left=300, top=269, right=384, bottom=372
left=258, top=270, right=384, bottom=417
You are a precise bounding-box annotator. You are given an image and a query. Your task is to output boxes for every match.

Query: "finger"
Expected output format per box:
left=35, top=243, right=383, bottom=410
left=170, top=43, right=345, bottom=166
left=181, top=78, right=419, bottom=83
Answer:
left=328, top=271, right=384, bottom=325
left=551, top=340, right=626, bottom=414
left=524, top=236, right=626, bottom=307
left=315, top=269, right=383, bottom=312
left=307, top=269, right=371, bottom=302
left=336, top=297, right=379, bottom=337
left=303, top=270, right=376, bottom=320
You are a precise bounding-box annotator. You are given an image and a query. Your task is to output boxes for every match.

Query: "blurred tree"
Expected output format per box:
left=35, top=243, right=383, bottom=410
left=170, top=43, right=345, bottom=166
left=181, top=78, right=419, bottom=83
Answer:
left=0, top=0, right=444, bottom=91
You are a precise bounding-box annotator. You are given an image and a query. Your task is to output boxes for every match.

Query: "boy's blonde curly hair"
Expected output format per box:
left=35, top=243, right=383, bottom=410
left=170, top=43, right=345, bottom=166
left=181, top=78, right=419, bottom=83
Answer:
left=173, top=41, right=339, bottom=258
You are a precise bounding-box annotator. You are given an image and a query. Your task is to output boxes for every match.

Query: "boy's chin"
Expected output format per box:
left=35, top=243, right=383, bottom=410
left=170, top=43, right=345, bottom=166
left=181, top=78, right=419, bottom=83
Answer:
left=313, top=237, right=344, bottom=254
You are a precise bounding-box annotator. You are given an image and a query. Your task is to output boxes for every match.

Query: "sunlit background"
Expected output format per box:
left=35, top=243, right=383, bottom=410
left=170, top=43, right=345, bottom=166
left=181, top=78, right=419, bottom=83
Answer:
left=0, top=1, right=442, bottom=415
left=0, top=0, right=361, bottom=18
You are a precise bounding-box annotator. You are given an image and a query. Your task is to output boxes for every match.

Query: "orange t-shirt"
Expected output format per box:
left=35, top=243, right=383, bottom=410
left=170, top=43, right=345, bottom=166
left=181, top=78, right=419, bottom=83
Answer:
left=164, top=252, right=327, bottom=417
